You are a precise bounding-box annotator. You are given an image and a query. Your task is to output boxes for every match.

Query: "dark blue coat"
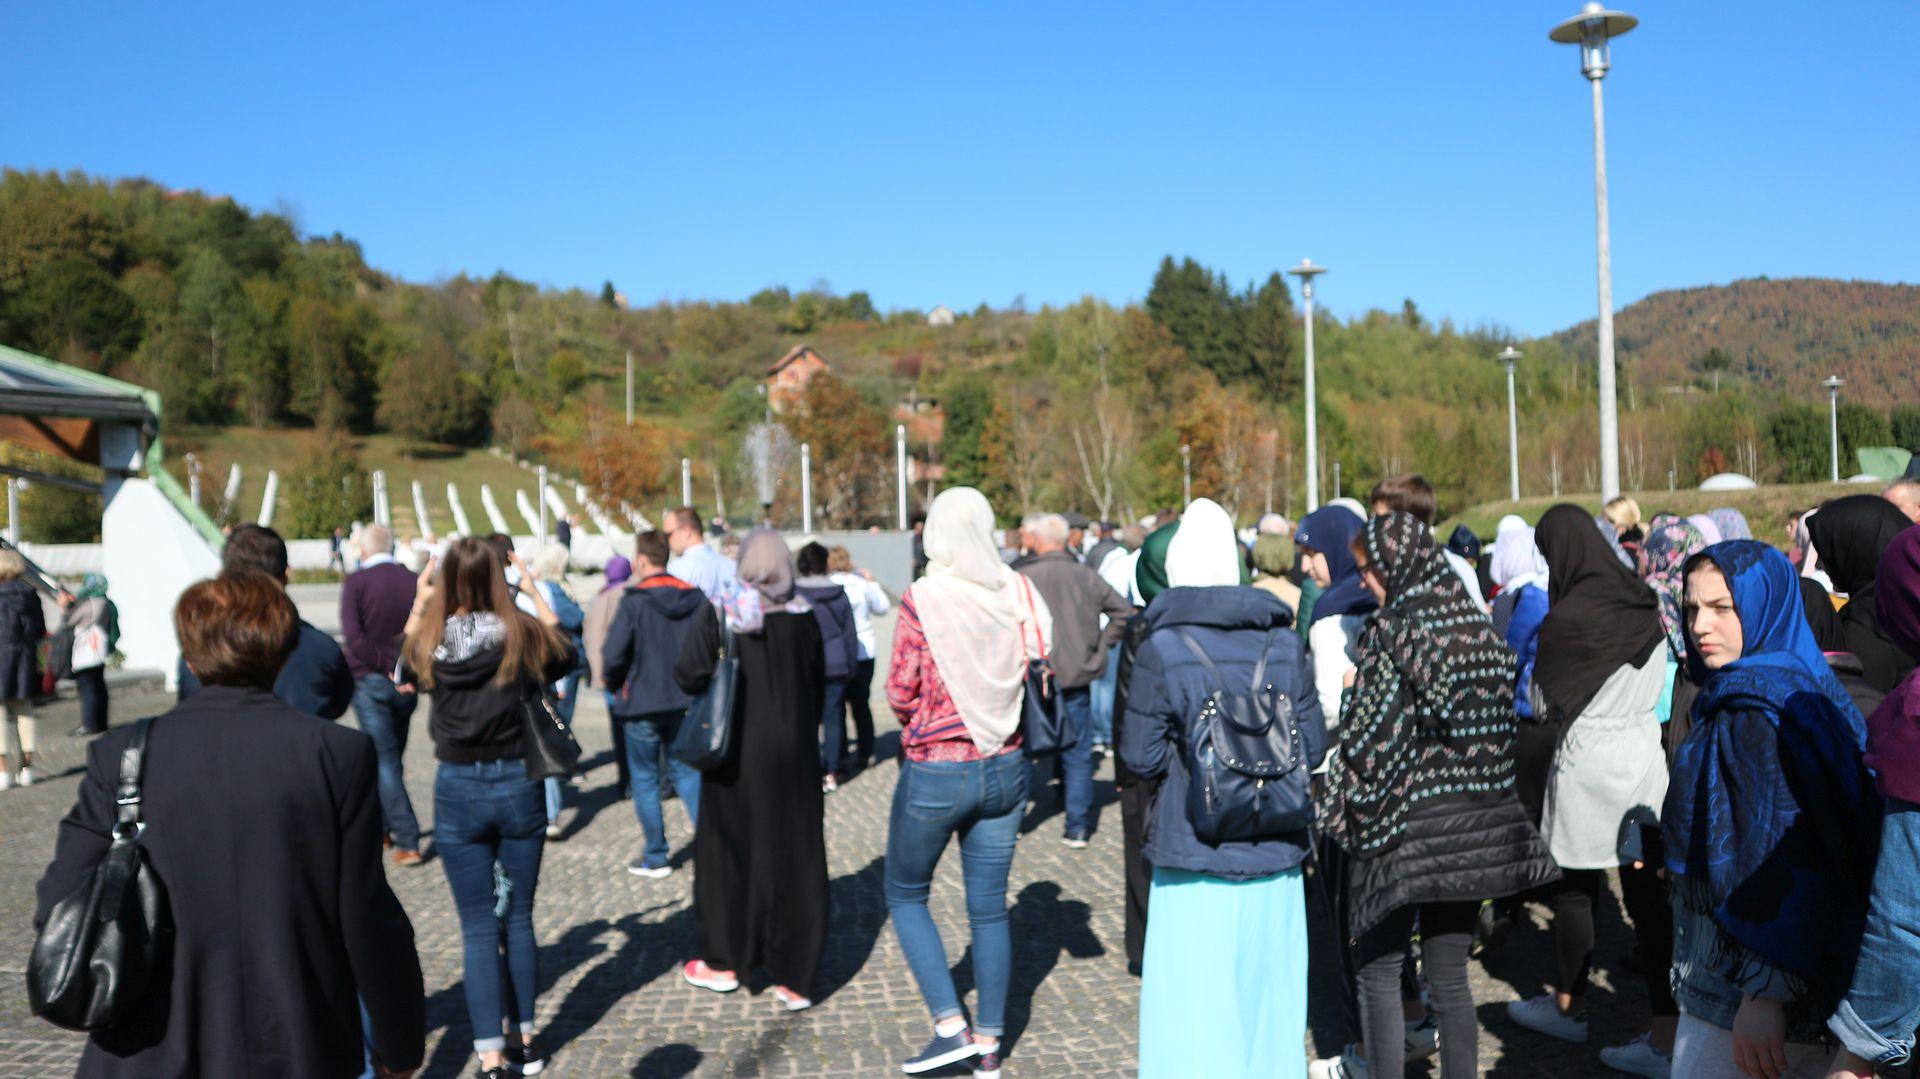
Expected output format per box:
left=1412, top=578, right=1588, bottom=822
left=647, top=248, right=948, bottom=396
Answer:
left=602, top=579, right=709, bottom=718
left=796, top=581, right=859, bottom=682
left=178, top=620, right=354, bottom=720
left=1120, top=585, right=1325, bottom=880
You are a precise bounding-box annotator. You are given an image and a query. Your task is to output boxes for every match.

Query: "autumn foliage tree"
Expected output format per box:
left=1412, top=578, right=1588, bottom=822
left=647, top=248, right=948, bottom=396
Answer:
left=785, top=374, right=889, bottom=527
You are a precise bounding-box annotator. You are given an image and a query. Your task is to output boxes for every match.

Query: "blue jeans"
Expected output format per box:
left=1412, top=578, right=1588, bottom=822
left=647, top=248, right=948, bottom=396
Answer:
left=1059, top=686, right=1095, bottom=835
left=435, top=759, right=545, bottom=1053
left=543, top=672, right=582, bottom=824
left=1831, top=799, right=1920, bottom=1066
left=352, top=675, right=421, bottom=852
left=624, top=711, right=701, bottom=869
left=884, top=752, right=1027, bottom=1037
left=1089, top=655, right=1118, bottom=747
left=818, top=677, right=850, bottom=776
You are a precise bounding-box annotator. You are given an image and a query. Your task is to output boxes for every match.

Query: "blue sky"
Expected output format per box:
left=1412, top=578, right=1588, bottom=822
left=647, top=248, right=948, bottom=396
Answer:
left=3, top=2, right=1914, bottom=336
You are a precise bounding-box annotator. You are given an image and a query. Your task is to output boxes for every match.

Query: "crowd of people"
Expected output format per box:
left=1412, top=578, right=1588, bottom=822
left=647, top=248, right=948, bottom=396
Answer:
left=20, top=466, right=1920, bottom=1079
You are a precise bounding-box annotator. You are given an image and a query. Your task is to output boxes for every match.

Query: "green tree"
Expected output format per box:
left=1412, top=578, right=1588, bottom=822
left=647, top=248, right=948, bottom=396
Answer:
left=2, top=254, right=138, bottom=369
left=1891, top=404, right=1920, bottom=451
left=1697, top=348, right=1732, bottom=392
left=599, top=280, right=618, bottom=307
left=1767, top=403, right=1827, bottom=483
left=1837, top=402, right=1893, bottom=468
left=939, top=372, right=993, bottom=489
left=280, top=440, right=372, bottom=538
left=378, top=338, right=486, bottom=445
left=1244, top=273, right=1298, bottom=400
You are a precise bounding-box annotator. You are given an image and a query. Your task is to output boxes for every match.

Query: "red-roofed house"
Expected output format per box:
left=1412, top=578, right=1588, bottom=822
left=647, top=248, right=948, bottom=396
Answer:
left=766, top=344, right=829, bottom=412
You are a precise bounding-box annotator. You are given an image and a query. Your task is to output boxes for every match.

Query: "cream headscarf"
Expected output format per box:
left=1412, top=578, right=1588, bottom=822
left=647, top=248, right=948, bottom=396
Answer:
left=908, top=488, right=1053, bottom=755
left=1165, top=498, right=1242, bottom=588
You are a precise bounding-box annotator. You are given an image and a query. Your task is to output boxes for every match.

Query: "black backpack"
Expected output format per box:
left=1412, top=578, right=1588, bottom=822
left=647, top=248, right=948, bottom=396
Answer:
left=1173, top=628, right=1312, bottom=845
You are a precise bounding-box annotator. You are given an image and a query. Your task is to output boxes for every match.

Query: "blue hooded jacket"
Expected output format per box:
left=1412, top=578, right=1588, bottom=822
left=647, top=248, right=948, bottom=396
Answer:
left=1120, top=585, right=1326, bottom=880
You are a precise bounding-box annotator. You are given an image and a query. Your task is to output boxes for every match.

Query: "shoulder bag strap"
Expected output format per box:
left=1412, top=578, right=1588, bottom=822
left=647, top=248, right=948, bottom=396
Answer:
left=113, top=717, right=154, bottom=839
left=1018, top=576, right=1048, bottom=662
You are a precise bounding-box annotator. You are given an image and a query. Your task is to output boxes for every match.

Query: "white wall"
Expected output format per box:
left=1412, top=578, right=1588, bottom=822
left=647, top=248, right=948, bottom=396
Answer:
left=101, top=477, right=221, bottom=684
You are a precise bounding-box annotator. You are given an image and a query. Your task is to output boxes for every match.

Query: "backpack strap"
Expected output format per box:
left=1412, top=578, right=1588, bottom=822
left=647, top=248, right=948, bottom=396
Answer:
left=1174, top=627, right=1276, bottom=696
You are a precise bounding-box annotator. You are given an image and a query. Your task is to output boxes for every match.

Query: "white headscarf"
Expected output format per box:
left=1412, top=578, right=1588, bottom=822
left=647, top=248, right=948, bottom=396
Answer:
left=1328, top=497, right=1369, bottom=523
left=907, top=487, right=1053, bottom=755
left=1165, top=498, right=1242, bottom=588
left=1490, top=522, right=1548, bottom=590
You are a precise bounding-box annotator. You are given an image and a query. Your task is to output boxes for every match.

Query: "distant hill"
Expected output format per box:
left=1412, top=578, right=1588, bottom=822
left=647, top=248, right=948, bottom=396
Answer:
left=1551, top=277, right=1920, bottom=405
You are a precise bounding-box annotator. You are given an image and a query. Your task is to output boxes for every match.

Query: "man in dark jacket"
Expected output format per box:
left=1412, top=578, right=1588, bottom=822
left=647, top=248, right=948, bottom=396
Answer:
left=178, top=524, right=354, bottom=721
left=793, top=541, right=860, bottom=790
left=602, top=531, right=706, bottom=879
left=339, top=523, right=424, bottom=867
left=1014, top=512, right=1132, bottom=848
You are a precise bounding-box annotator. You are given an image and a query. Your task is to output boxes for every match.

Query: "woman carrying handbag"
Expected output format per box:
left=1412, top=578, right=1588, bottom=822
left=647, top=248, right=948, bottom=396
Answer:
left=400, top=539, right=574, bottom=1079
left=673, top=530, right=829, bottom=1013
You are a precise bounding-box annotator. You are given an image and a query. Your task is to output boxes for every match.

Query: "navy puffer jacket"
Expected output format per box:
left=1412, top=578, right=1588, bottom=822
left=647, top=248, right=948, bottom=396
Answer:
left=1120, top=586, right=1326, bottom=880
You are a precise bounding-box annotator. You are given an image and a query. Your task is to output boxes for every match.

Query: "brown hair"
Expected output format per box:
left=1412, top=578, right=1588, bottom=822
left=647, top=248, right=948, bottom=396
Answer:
left=175, top=570, right=299, bottom=689
left=0, top=550, right=23, bottom=582
left=633, top=530, right=670, bottom=569
left=665, top=506, right=700, bottom=535
left=222, top=523, right=290, bottom=580
left=402, top=537, right=566, bottom=689
left=827, top=545, right=854, bottom=574
left=1369, top=474, right=1437, bottom=525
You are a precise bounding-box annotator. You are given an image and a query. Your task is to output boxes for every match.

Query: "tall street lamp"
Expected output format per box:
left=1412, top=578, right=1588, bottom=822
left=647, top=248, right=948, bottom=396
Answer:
left=1498, top=346, right=1524, bottom=501
left=1180, top=443, right=1192, bottom=505
left=1823, top=375, right=1845, bottom=482
left=1550, top=2, right=1637, bottom=501
left=1286, top=258, right=1328, bottom=511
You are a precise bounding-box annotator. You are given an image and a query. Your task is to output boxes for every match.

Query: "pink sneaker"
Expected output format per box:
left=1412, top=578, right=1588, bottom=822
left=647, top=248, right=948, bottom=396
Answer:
left=683, top=959, right=739, bottom=993
left=771, top=985, right=813, bottom=1011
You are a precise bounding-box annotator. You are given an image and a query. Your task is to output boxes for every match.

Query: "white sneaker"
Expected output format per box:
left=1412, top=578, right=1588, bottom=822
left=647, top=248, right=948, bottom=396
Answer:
left=1600, top=1033, right=1673, bottom=1079
left=16, top=766, right=33, bottom=787
left=1309, top=1047, right=1367, bottom=1079
left=1506, top=993, right=1589, bottom=1043
left=1403, top=1014, right=1438, bottom=1061
left=0, top=771, right=12, bottom=791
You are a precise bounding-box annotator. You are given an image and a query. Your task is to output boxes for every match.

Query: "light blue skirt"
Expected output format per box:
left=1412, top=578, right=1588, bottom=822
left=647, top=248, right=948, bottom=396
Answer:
left=1138, top=865, right=1307, bottom=1079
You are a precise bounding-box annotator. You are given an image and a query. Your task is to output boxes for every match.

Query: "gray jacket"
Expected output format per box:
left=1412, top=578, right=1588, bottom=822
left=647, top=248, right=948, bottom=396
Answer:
left=1017, top=550, right=1132, bottom=689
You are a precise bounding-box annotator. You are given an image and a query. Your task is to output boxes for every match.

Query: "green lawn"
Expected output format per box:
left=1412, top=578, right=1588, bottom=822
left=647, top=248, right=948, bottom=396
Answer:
left=164, top=428, right=585, bottom=539
left=1440, top=479, right=1877, bottom=548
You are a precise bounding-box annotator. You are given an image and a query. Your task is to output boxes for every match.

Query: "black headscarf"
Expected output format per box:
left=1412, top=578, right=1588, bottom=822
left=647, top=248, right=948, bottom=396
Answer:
left=1799, top=577, right=1847, bottom=653
left=1809, top=494, right=1918, bottom=693
left=1533, top=503, right=1665, bottom=720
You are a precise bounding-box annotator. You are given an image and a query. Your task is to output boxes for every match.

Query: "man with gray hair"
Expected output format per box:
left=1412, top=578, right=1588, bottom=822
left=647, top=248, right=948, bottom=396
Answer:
left=1886, top=477, right=1920, bottom=524
left=1014, top=512, right=1134, bottom=848
left=339, top=521, right=425, bottom=866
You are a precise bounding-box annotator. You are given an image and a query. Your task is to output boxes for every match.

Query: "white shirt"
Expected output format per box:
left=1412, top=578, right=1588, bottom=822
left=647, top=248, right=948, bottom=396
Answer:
left=829, top=571, right=892, bottom=660
left=1442, top=549, right=1489, bottom=613
left=1308, top=613, right=1366, bottom=773
left=1098, top=548, right=1141, bottom=617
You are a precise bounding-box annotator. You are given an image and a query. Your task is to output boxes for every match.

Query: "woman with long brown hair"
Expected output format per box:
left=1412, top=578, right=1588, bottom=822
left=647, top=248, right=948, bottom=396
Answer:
left=400, top=538, right=573, bottom=1079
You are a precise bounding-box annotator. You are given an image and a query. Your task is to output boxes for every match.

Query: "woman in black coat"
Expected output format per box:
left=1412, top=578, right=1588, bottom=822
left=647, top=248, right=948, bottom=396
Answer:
left=0, top=549, right=46, bottom=788
left=33, top=570, right=425, bottom=1078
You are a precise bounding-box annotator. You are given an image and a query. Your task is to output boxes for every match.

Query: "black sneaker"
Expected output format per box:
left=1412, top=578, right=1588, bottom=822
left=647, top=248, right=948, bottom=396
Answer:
left=903, top=1028, right=978, bottom=1074
left=476, top=1067, right=511, bottom=1079
left=505, top=1039, right=546, bottom=1075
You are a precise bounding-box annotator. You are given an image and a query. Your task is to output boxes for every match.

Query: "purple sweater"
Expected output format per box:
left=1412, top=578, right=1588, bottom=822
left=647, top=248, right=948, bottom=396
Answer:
left=340, top=560, right=416, bottom=680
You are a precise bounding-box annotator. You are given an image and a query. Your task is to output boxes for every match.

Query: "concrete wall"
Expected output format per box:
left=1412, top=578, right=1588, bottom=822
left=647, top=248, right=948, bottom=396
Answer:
left=101, top=477, right=221, bottom=683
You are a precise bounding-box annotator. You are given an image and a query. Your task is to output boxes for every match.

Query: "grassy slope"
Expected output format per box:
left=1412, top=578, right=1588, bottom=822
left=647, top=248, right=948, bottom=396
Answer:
left=166, top=428, right=575, bottom=538
left=1440, top=480, right=1873, bottom=547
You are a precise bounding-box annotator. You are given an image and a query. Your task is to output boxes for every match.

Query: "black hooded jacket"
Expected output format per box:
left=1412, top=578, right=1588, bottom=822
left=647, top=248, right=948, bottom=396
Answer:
left=602, top=577, right=710, bottom=717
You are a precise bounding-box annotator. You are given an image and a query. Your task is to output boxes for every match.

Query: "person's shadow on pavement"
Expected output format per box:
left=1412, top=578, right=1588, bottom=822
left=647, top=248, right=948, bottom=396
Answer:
left=947, top=880, right=1105, bottom=1061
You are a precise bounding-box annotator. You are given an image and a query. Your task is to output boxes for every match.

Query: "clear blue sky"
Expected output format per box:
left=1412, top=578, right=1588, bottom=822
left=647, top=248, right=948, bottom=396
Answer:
left=4, top=2, right=1915, bottom=337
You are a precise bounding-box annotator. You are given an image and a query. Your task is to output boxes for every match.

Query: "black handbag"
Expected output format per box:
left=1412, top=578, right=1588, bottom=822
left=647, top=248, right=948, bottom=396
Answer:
left=1016, top=577, right=1076, bottom=758
left=1174, top=629, right=1312, bottom=845
left=671, top=624, right=738, bottom=771
left=520, top=690, right=581, bottom=783
left=27, top=717, right=174, bottom=1031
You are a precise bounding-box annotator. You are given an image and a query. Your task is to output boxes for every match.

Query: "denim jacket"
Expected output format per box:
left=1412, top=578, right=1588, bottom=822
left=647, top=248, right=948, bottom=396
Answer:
left=1829, top=799, right=1920, bottom=1066
left=1671, top=876, right=1826, bottom=1043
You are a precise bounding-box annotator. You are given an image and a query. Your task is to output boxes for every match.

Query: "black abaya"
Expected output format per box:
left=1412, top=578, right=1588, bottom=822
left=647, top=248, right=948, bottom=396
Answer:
left=676, top=604, right=829, bottom=991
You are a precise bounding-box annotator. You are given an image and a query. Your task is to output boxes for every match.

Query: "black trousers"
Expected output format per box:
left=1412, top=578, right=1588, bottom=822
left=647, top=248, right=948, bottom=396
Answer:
left=845, top=658, right=876, bottom=769
left=75, top=665, right=108, bottom=734
left=1119, top=781, right=1152, bottom=974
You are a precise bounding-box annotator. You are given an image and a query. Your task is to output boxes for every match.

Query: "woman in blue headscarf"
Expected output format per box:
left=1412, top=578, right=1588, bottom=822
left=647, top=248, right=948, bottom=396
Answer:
left=1664, top=541, right=1881, bottom=1078
left=1292, top=504, right=1376, bottom=740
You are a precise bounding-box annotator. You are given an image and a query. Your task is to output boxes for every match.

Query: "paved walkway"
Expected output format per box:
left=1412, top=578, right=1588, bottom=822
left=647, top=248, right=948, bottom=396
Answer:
left=2, top=645, right=1655, bottom=1077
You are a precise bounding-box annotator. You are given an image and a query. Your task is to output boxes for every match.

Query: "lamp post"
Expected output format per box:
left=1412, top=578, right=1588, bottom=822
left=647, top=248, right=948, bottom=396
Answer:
left=1498, top=346, right=1524, bottom=501
left=1550, top=3, right=1637, bottom=501
left=1287, top=259, right=1328, bottom=511
left=680, top=458, right=693, bottom=508
left=1180, top=443, right=1191, bottom=505
left=1822, top=375, right=1845, bottom=482
left=896, top=424, right=909, bottom=531
left=800, top=442, right=814, bottom=534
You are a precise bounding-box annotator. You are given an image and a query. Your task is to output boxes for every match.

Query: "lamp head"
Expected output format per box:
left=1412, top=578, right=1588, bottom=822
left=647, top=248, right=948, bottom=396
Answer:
left=1550, top=3, right=1637, bottom=80
left=1286, top=258, right=1328, bottom=299
left=1821, top=375, right=1845, bottom=394
left=1497, top=345, right=1523, bottom=366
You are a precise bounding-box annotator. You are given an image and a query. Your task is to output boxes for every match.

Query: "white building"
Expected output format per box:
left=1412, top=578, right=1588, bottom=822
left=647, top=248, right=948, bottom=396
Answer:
left=926, top=304, right=956, bottom=327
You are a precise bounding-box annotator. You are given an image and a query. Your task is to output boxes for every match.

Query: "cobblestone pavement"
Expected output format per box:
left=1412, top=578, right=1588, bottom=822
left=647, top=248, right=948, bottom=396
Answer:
left=2, top=640, right=1655, bottom=1077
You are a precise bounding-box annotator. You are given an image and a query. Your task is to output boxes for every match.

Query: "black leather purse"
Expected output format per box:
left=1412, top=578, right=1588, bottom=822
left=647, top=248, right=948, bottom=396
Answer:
left=1016, top=577, right=1076, bottom=758
left=521, top=690, right=582, bottom=782
left=28, top=717, right=174, bottom=1031
left=671, top=624, right=738, bottom=771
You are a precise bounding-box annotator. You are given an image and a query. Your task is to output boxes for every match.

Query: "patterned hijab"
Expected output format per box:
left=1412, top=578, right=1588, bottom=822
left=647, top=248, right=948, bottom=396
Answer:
left=1665, top=540, right=1880, bottom=1007
left=1332, top=512, right=1517, bottom=857
left=1708, top=507, right=1753, bottom=542
left=1638, top=514, right=1710, bottom=662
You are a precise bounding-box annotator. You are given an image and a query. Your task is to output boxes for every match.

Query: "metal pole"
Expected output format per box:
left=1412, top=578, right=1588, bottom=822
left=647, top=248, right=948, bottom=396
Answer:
left=1302, top=287, right=1320, bottom=511
left=800, top=443, right=813, bottom=534
left=680, top=458, right=693, bottom=508
left=6, top=479, right=18, bottom=546
left=1506, top=360, right=1521, bottom=501
left=1591, top=75, right=1621, bottom=501
left=1333, top=461, right=1342, bottom=500
left=896, top=425, right=909, bottom=530
left=1181, top=443, right=1191, bottom=505
left=625, top=351, right=634, bottom=425
left=537, top=465, right=549, bottom=541
left=1828, top=385, right=1841, bottom=482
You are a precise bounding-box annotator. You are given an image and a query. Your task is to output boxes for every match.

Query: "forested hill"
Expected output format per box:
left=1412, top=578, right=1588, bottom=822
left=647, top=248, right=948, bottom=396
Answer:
left=1552, top=277, right=1920, bottom=404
